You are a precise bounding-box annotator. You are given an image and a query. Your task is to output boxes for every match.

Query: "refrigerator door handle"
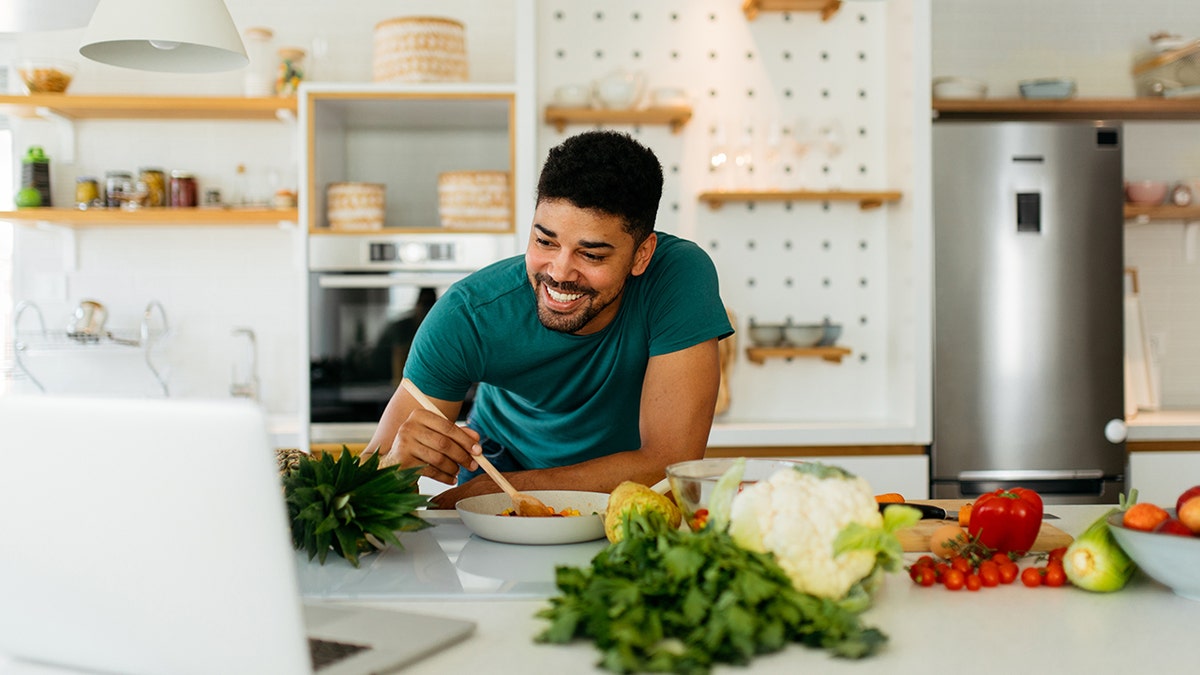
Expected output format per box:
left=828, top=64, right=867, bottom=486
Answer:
left=957, top=469, right=1105, bottom=481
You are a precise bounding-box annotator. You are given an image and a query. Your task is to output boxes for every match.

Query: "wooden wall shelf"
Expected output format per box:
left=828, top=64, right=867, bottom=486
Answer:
left=1125, top=204, right=1200, bottom=222
left=699, top=189, right=902, bottom=210
left=0, top=207, right=298, bottom=227
left=746, top=346, right=852, bottom=364
left=933, top=97, right=1200, bottom=121
left=544, top=105, right=693, bottom=133
left=742, top=0, right=842, bottom=21
left=0, top=94, right=297, bottom=121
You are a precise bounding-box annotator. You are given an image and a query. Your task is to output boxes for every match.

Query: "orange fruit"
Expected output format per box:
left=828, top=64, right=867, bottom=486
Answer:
left=1122, top=502, right=1170, bottom=531
left=874, top=492, right=905, bottom=504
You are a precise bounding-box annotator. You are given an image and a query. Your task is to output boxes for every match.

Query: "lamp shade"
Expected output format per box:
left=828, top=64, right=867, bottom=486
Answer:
left=79, top=0, right=247, bottom=73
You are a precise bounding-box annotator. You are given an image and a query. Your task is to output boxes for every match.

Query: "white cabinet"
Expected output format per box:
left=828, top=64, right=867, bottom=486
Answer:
left=1128, top=452, right=1200, bottom=505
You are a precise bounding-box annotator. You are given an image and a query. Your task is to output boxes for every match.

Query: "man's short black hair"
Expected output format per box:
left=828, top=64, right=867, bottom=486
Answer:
left=535, top=130, right=664, bottom=243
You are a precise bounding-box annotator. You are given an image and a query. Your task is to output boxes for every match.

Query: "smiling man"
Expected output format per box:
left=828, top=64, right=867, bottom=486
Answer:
left=363, top=131, right=733, bottom=508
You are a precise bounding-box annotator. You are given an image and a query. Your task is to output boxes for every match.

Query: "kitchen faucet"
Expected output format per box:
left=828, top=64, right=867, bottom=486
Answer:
left=230, top=327, right=259, bottom=401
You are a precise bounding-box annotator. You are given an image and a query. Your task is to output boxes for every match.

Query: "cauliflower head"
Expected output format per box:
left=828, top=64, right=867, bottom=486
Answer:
left=728, top=462, right=883, bottom=599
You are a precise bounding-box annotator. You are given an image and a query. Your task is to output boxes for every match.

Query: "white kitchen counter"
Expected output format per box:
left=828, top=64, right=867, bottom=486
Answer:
left=3, top=505, right=1195, bottom=674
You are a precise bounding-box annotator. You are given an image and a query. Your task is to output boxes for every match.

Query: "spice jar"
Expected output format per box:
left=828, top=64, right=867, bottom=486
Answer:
left=138, top=167, right=166, bottom=207
left=275, top=47, right=306, bottom=96
left=169, top=170, right=198, bottom=207
left=105, top=170, right=132, bottom=207
left=75, top=176, right=100, bottom=209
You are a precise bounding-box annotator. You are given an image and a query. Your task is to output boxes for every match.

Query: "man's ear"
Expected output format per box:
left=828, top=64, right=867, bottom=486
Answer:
left=630, top=232, right=657, bottom=276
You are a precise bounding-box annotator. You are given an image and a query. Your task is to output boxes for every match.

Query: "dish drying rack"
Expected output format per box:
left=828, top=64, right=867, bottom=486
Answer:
left=11, top=300, right=171, bottom=396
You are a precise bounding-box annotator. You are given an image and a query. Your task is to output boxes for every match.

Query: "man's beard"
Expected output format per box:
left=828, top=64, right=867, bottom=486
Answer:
left=533, top=273, right=611, bottom=334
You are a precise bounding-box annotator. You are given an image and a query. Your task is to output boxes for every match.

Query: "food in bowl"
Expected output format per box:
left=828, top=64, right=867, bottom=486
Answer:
left=665, top=458, right=806, bottom=531
left=499, top=506, right=581, bottom=517
left=455, top=490, right=607, bottom=544
left=16, top=59, right=76, bottom=93
left=1107, top=508, right=1200, bottom=600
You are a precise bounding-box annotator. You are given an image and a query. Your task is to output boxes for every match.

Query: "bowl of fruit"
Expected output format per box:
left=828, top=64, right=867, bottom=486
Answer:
left=16, top=58, right=76, bottom=93
left=1106, top=486, right=1200, bottom=601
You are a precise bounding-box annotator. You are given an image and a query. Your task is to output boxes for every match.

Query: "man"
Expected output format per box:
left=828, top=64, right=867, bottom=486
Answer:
left=363, top=130, right=733, bottom=508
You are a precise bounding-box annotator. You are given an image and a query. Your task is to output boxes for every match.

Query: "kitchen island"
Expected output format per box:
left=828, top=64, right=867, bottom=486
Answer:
left=318, top=505, right=1196, bottom=674
left=3, top=506, right=1193, bottom=674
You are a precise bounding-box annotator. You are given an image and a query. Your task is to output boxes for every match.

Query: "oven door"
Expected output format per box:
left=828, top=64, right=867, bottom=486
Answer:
left=308, top=271, right=469, bottom=443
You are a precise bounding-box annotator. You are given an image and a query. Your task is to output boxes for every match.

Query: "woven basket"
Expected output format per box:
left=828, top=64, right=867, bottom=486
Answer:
left=327, top=182, right=385, bottom=231
left=438, top=171, right=510, bottom=230
left=373, top=16, right=468, bottom=83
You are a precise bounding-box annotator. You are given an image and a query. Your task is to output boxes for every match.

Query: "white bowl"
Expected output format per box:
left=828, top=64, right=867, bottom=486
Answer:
left=784, top=324, right=824, bottom=347
left=552, top=83, right=591, bottom=107
left=455, top=490, right=607, bottom=545
left=932, top=76, right=987, bottom=100
left=1107, top=509, right=1200, bottom=601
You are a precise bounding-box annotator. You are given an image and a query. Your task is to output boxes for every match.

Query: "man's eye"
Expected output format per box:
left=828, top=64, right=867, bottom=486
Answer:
left=582, top=252, right=605, bottom=262
left=535, top=237, right=554, bottom=247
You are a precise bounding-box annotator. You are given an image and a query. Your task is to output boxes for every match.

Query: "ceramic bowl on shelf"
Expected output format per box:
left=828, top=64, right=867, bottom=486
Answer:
left=783, top=323, right=824, bottom=347
left=818, top=322, right=843, bottom=347
left=932, top=76, right=987, bottom=100
left=665, top=458, right=806, bottom=531
left=1125, top=180, right=1169, bottom=205
left=16, top=58, right=76, bottom=93
left=1107, top=509, right=1200, bottom=601
left=1018, top=78, right=1077, bottom=100
left=747, top=322, right=786, bottom=347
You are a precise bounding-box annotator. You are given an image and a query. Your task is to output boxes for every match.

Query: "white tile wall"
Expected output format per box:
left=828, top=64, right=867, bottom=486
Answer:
left=933, top=0, right=1200, bottom=408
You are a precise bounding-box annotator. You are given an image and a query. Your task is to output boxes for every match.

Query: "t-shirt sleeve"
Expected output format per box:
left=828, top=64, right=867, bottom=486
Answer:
left=402, top=288, right=484, bottom=402
left=646, top=239, right=734, bottom=357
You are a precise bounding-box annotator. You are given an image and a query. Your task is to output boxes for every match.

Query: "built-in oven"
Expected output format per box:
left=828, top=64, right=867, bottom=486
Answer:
left=307, top=233, right=514, bottom=445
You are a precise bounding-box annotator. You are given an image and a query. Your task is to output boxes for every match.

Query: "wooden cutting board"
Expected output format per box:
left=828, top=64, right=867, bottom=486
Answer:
left=894, top=499, right=1074, bottom=553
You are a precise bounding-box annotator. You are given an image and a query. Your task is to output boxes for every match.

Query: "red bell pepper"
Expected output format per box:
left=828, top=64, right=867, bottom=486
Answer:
left=966, top=487, right=1044, bottom=554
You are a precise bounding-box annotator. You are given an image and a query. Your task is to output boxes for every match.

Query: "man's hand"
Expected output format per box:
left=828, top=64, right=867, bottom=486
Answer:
left=428, top=473, right=502, bottom=509
left=380, top=408, right=481, bottom=484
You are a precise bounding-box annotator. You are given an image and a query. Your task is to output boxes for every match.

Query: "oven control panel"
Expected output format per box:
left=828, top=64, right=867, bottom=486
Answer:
left=310, top=233, right=515, bottom=272
left=368, top=241, right=455, bottom=264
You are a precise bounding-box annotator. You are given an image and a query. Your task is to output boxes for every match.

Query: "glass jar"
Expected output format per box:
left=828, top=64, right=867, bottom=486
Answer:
left=75, top=176, right=100, bottom=209
left=169, top=170, right=198, bottom=207
left=105, top=170, right=132, bottom=208
left=275, top=47, right=306, bottom=96
left=138, top=167, right=166, bottom=207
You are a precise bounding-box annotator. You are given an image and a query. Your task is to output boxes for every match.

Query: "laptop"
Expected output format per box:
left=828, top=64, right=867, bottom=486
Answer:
left=0, top=395, right=475, bottom=675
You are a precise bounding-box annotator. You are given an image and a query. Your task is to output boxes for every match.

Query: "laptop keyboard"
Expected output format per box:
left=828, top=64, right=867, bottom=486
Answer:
left=310, top=637, right=370, bottom=670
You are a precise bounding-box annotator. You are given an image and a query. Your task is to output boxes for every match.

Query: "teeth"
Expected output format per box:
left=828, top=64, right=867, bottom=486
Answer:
left=546, top=286, right=583, bottom=303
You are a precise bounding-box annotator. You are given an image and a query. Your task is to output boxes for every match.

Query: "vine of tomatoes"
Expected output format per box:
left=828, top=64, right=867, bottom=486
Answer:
left=907, top=530, right=1069, bottom=592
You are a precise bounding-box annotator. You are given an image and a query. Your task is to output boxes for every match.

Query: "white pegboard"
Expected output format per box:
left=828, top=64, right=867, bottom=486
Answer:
left=536, top=0, right=903, bottom=425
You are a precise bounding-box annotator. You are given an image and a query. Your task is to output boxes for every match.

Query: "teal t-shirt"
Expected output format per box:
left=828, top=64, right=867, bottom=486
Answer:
left=403, top=232, right=733, bottom=469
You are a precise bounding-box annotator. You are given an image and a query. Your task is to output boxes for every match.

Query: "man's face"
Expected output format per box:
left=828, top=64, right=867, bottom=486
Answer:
left=525, top=199, right=656, bottom=335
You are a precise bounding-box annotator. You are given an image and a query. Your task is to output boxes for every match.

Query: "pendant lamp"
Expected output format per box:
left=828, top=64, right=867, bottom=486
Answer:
left=0, top=0, right=99, bottom=32
left=79, top=0, right=247, bottom=73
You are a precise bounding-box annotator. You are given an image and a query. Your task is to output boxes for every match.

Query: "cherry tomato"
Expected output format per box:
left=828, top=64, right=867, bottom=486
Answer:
left=1044, top=564, right=1066, bottom=588
left=998, top=562, right=1019, bottom=585
left=934, top=562, right=950, bottom=580
left=916, top=567, right=937, bottom=587
left=951, top=556, right=973, bottom=575
left=979, top=564, right=998, bottom=586
left=991, top=551, right=1013, bottom=565
left=1047, top=547, right=1067, bottom=564
left=915, top=555, right=936, bottom=568
left=965, top=573, right=982, bottom=591
left=1021, top=566, right=1043, bottom=588
left=942, top=568, right=966, bottom=591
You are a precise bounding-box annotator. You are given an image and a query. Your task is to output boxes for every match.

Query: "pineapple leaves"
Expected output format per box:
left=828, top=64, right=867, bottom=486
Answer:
left=282, top=446, right=432, bottom=567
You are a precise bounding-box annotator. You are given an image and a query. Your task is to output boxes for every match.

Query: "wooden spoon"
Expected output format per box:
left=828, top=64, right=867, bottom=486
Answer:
left=399, top=378, right=555, bottom=517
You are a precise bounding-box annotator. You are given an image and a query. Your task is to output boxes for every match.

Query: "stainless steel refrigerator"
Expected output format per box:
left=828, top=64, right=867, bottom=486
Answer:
left=932, top=121, right=1126, bottom=504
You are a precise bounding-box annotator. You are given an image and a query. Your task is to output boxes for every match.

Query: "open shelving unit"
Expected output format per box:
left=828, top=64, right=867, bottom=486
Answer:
left=746, top=346, right=853, bottom=364
left=0, top=207, right=298, bottom=228
left=698, top=189, right=902, bottom=210
left=543, top=104, right=693, bottom=133
left=741, top=0, right=843, bottom=22
left=0, top=93, right=297, bottom=121
left=932, top=97, right=1200, bottom=121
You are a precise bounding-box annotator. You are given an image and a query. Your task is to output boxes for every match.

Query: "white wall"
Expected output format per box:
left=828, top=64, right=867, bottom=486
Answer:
left=932, top=0, right=1200, bottom=408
